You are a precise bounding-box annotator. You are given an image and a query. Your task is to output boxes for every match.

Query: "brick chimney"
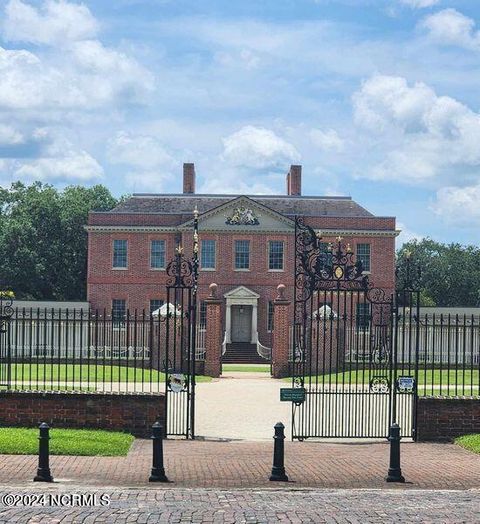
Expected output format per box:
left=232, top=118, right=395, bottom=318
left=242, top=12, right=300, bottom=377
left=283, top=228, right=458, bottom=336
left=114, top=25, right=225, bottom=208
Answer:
left=183, top=163, right=195, bottom=194
left=287, top=165, right=301, bottom=196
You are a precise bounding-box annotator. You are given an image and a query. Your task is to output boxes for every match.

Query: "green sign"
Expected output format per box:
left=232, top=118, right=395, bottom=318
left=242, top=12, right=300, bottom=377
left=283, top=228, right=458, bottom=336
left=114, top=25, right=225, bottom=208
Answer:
left=280, top=388, right=306, bottom=403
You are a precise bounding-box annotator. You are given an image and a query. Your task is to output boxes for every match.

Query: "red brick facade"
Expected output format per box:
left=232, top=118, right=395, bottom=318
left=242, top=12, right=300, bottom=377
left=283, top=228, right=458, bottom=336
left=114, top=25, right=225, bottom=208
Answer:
left=86, top=164, right=397, bottom=351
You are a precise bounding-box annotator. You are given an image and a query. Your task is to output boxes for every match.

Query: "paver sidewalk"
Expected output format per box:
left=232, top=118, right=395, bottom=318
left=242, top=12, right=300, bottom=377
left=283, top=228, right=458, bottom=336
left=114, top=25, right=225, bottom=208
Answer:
left=0, top=439, right=478, bottom=490
left=1, top=488, right=479, bottom=524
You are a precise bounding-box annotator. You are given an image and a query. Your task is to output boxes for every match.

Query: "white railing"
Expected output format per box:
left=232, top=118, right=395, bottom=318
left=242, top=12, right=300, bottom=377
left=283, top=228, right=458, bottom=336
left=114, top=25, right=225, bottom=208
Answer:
left=256, top=336, right=271, bottom=360
left=195, top=325, right=206, bottom=361
left=288, top=325, right=304, bottom=362
left=288, top=323, right=480, bottom=366
left=9, top=319, right=208, bottom=362
left=221, top=331, right=227, bottom=356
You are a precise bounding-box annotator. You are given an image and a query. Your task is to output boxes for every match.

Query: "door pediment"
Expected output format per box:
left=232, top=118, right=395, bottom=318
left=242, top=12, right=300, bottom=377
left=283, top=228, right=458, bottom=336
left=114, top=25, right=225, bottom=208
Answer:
left=224, top=286, right=260, bottom=300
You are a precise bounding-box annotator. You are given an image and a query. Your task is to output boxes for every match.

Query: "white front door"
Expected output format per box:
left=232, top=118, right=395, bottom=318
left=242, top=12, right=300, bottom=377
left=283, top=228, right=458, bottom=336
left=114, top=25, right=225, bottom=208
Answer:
left=231, top=305, right=252, bottom=342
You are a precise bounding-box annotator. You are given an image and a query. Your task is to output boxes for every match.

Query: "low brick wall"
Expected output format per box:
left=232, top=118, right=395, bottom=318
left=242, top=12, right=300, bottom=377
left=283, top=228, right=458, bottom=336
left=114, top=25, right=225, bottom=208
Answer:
left=0, top=391, right=165, bottom=437
left=417, top=396, right=480, bottom=441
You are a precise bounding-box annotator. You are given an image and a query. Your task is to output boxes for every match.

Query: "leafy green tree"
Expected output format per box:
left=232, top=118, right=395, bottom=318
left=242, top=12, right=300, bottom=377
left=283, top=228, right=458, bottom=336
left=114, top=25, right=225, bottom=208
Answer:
left=0, top=182, right=118, bottom=300
left=396, top=239, right=480, bottom=307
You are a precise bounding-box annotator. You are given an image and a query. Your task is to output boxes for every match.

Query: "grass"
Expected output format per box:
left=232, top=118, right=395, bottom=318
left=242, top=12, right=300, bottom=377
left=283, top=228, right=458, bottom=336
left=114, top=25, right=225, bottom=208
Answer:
left=283, top=368, right=479, bottom=387
left=455, top=434, right=480, bottom=454
left=222, top=364, right=270, bottom=373
left=0, top=427, right=134, bottom=456
left=5, top=364, right=212, bottom=384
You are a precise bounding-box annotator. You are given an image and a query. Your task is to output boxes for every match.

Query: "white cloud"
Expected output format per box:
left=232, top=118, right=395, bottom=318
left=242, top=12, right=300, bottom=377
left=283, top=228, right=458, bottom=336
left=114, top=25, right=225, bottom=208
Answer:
left=400, top=0, right=439, bottom=8
left=15, top=148, right=103, bottom=182
left=107, top=131, right=177, bottom=192
left=421, top=9, right=480, bottom=50
left=199, top=176, right=275, bottom=195
left=0, top=124, right=23, bottom=145
left=3, top=0, right=99, bottom=46
left=432, top=183, right=480, bottom=226
left=396, top=221, right=423, bottom=247
left=222, top=125, right=300, bottom=170
left=352, top=75, right=480, bottom=185
left=0, top=41, right=153, bottom=110
left=122, top=170, right=174, bottom=192
left=310, top=128, right=344, bottom=152
left=107, top=131, right=176, bottom=170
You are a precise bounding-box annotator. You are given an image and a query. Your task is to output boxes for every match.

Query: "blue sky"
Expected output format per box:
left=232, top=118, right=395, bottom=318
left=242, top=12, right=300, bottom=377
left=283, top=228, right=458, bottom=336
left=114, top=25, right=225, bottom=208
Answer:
left=1, top=0, right=480, bottom=246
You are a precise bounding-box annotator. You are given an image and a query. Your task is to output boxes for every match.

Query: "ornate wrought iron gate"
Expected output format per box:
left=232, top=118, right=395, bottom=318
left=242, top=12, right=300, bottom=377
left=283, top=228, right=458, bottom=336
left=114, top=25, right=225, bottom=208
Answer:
left=0, top=293, right=13, bottom=388
left=163, top=210, right=199, bottom=439
left=292, top=217, right=418, bottom=440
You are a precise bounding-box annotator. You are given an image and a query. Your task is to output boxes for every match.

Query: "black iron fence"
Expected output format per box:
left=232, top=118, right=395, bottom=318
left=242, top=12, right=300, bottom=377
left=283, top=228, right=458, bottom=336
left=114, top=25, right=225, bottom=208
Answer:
left=0, top=308, right=206, bottom=393
left=289, top=312, right=480, bottom=398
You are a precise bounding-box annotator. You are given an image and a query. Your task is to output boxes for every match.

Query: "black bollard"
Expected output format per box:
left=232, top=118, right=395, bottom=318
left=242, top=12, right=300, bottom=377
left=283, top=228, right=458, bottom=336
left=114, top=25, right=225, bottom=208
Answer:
left=34, top=422, right=53, bottom=482
left=386, top=423, right=405, bottom=483
left=269, top=422, right=289, bottom=482
left=149, top=421, right=169, bottom=482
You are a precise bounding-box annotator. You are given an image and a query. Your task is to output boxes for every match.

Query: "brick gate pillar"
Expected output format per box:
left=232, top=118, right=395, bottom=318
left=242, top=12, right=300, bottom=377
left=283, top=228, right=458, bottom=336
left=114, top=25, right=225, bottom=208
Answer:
left=272, top=284, right=291, bottom=379
left=204, top=283, right=223, bottom=378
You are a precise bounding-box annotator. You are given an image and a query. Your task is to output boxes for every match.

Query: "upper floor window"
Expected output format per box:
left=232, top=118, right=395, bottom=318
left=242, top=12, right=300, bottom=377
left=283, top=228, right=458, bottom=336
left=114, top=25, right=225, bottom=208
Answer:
left=112, top=299, right=126, bottom=325
left=201, top=240, right=216, bottom=269
left=356, top=243, right=371, bottom=272
left=150, top=299, right=164, bottom=314
left=150, top=240, right=166, bottom=269
left=268, top=241, right=284, bottom=270
left=113, top=240, right=128, bottom=268
left=235, top=240, right=250, bottom=270
left=267, top=301, right=274, bottom=332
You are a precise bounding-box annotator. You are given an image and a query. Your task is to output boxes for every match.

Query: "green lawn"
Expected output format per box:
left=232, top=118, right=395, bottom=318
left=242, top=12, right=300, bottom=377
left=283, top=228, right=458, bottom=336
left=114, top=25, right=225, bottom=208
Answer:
left=0, top=428, right=134, bottom=456
left=222, top=364, right=270, bottom=373
left=283, top=368, right=479, bottom=388
left=455, top=434, right=480, bottom=454
left=4, top=364, right=212, bottom=383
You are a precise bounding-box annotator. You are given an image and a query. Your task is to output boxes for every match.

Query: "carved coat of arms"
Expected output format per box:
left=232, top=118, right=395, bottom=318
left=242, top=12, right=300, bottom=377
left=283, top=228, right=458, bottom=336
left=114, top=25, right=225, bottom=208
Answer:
left=225, top=207, right=260, bottom=225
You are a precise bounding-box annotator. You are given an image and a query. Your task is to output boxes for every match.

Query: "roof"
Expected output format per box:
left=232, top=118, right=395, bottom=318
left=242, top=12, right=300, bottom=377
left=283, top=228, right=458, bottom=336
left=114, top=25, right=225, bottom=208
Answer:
left=108, top=194, right=374, bottom=218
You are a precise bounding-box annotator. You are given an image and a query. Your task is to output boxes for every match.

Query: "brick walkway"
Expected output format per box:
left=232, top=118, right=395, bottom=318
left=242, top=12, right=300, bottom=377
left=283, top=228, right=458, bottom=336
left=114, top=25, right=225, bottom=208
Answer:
left=0, top=488, right=479, bottom=523
left=0, top=439, right=479, bottom=489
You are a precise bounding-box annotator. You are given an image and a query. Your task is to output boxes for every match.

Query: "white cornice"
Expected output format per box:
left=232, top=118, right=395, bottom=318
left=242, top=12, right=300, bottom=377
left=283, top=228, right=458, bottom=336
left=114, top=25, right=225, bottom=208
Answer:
left=85, top=225, right=176, bottom=233
left=316, top=229, right=400, bottom=238
left=85, top=225, right=400, bottom=237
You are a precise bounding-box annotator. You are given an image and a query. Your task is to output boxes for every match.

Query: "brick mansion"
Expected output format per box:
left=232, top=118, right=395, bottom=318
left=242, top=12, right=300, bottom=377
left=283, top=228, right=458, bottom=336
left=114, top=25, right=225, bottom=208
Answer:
left=86, top=164, right=398, bottom=358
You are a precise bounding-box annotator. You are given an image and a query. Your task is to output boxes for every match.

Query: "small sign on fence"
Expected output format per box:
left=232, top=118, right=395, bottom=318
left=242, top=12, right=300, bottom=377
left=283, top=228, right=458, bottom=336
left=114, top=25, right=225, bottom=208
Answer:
left=280, top=388, right=306, bottom=403
left=397, top=376, right=416, bottom=393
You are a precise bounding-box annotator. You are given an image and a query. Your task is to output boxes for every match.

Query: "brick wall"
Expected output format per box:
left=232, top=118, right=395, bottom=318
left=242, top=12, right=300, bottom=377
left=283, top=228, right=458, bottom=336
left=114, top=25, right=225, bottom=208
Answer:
left=417, top=397, right=480, bottom=441
left=0, top=391, right=165, bottom=437
left=87, top=224, right=396, bottom=345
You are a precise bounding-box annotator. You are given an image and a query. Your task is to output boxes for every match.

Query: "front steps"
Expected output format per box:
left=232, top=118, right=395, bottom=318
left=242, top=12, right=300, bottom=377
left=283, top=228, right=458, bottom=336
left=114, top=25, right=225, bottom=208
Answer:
left=222, top=342, right=269, bottom=364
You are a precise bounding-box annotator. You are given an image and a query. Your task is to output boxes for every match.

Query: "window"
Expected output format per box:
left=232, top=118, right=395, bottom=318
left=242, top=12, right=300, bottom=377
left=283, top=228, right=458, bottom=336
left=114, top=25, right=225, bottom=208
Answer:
left=150, top=240, right=166, bottom=269
left=112, top=299, right=126, bottom=325
left=356, top=243, right=371, bottom=272
left=319, top=242, right=333, bottom=269
left=150, top=299, right=164, bottom=314
left=267, top=301, right=274, bottom=332
left=113, top=240, right=128, bottom=268
left=201, top=240, right=216, bottom=269
left=356, top=303, right=370, bottom=330
left=199, top=301, right=207, bottom=327
left=234, top=240, right=250, bottom=269
left=268, top=241, right=284, bottom=270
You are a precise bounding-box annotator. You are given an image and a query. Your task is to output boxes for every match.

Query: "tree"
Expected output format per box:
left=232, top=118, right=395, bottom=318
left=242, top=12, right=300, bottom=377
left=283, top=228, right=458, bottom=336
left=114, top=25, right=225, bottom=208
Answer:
left=396, top=239, right=480, bottom=307
left=0, top=182, right=118, bottom=301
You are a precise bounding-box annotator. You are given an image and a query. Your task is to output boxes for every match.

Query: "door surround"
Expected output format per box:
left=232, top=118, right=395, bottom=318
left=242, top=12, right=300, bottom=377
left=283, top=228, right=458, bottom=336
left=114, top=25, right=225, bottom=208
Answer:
left=224, top=286, right=260, bottom=344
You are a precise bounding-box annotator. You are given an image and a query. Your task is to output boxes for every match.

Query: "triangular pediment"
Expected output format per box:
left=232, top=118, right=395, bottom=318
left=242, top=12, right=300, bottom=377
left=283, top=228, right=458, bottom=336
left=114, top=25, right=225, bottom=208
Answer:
left=180, top=196, right=294, bottom=232
left=224, top=285, right=260, bottom=299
